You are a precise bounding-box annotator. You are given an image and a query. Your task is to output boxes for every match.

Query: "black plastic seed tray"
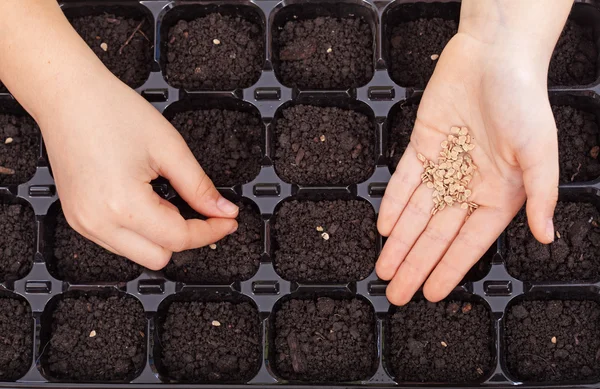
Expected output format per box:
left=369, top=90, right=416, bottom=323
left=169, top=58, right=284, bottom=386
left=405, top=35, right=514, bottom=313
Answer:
left=2, top=0, right=600, bottom=387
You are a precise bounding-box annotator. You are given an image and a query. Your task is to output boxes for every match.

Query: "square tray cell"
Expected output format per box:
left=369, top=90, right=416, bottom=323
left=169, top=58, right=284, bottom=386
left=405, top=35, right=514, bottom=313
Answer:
left=154, top=294, right=261, bottom=383
left=504, top=201, right=600, bottom=282
left=504, top=298, right=600, bottom=383
left=386, top=99, right=419, bottom=172
left=383, top=2, right=459, bottom=89
left=273, top=99, right=376, bottom=185
left=64, top=4, right=154, bottom=89
left=271, top=1, right=376, bottom=90
left=0, top=200, right=35, bottom=283
left=0, top=294, right=33, bottom=381
left=386, top=298, right=495, bottom=383
left=164, top=198, right=262, bottom=284
left=164, top=99, right=263, bottom=187
left=549, top=3, right=600, bottom=87
left=0, top=105, right=40, bottom=186
left=271, top=295, right=377, bottom=382
left=39, top=291, right=146, bottom=382
left=273, top=198, right=377, bottom=283
left=47, top=206, right=142, bottom=283
left=160, top=4, right=265, bottom=90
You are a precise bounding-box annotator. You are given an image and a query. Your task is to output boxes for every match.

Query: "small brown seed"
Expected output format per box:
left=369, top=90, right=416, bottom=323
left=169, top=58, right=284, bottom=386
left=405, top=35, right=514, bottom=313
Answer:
left=430, top=54, right=439, bottom=60
left=213, top=38, right=221, bottom=45
left=556, top=231, right=561, bottom=239
left=417, top=153, right=426, bottom=162
left=89, top=330, right=97, bottom=338
left=320, top=134, right=326, bottom=142
left=551, top=336, right=557, bottom=344
left=212, top=320, right=221, bottom=327
left=321, top=232, right=330, bottom=240
left=462, top=303, right=472, bottom=313
left=426, top=182, right=434, bottom=189
left=451, top=127, right=460, bottom=134
left=4, top=137, right=13, bottom=144
left=440, top=341, right=448, bottom=347
left=316, top=226, right=324, bottom=232
left=327, top=47, right=333, bottom=53
left=100, top=42, right=108, bottom=51
left=461, top=202, right=468, bottom=210
left=209, top=244, right=217, bottom=250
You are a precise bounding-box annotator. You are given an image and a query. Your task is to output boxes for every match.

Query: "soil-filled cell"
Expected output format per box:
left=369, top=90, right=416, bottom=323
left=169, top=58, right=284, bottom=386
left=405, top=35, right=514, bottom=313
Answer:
left=389, top=18, right=457, bottom=88
left=165, top=13, right=264, bottom=90
left=387, top=103, right=418, bottom=171
left=44, top=294, right=146, bottom=381
left=51, top=211, right=142, bottom=283
left=0, top=82, right=6, bottom=93
left=158, top=300, right=261, bottom=382
left=505, top=202, right=600, bottom=282
left=0, top=297, right=32, bottom=381
left=169, top=109, right=262, bottom=187
left=273, top=200, right=377, bottom=283
left=387, top=300, right=494, bottom=383
left=505, top=299, right=600, bottom=383
left=164, top=202, right=262, bottom=284
left=549, top=20, right=597, bottom=86
left=275, top=16, right=374, bottom=89
left=69, top=14, right=153, bottom=89
left=273, top=297, right=377, bottom=382
left=554, top=104, right=600, bottom=183
left=0, top=203, right=34, bottom=282
left=0, top=114, right=39, bottom=186
left=274, top=104, right=375, bottom=185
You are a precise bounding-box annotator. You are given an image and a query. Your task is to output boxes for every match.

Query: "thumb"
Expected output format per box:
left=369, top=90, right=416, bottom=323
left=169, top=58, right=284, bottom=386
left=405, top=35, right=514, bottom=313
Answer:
left=153, top=128, right=239, bottom=219
left=518, top=133, right=559, bottom=244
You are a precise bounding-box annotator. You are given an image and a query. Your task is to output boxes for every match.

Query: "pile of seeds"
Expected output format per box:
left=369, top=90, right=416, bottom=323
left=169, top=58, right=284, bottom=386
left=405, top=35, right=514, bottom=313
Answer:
left=419, top=126, right=478, bottom=217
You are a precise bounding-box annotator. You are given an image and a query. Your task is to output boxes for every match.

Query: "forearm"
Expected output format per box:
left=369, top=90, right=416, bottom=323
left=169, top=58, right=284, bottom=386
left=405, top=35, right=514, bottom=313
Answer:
left=0, top=0, right=113, bottom=125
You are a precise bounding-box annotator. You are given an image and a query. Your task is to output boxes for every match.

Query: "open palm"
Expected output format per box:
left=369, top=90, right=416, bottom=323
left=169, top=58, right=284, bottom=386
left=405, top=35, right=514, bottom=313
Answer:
left=377, top=33, right=559, bottom=305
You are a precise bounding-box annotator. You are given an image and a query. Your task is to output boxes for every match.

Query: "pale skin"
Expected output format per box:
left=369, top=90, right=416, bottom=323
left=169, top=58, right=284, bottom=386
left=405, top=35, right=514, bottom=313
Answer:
left=0, top=1, right=572, bottom=299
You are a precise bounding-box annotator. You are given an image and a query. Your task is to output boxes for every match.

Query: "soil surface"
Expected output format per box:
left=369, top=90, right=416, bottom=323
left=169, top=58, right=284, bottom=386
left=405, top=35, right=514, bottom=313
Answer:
left=52, top=211, right=142, bottom=283
left=165, top=202, right=262, bottom=283
left=274, top=200, right=377, bottom=282
left=0, top=204, right=34, bottom=282
left=169, top=108, right=262, bottom=186
left=0, top=82, right=6, bottom=93
left=505, top=202, right=600, bottom=282
left=70, top=14, right=152, bottom=89
left=0, top=297, right=32, bottom=381
left=389, top=18, right=457, bottom=88
left=166, top=14, right=264, bottom=90
left=387, top=103, right=418, bottom=171
left=45, top=294, right=146, bottom=381
left=0, top=114, right=39, bottom=186
left=159, top=300, right=261, bottom=382
left=554, top=105, right=600, bottom=183
left=274, top=105, right=375, bottom=185
left=388, top=300, right=493, bottom=383
left=276, top=17, right=373, bottom=89
left=274, top=297, right=377, bottom=382
left=549, top=20, right=597, bottom=86
left=505, top=300, right=600, bottom=382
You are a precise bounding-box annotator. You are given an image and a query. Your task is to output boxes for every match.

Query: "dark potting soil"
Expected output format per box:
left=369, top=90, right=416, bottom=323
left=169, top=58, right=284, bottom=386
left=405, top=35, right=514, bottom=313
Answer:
left=389, top=18, right=457, bottom=88
left=0, top=114, right=39, bottom=186
left=505, top=202, right=600, bottom=282
left=0, top=82, right=6, bottom=93
left=273, top=200, right=377, bottom=283
left=388, top=300, right=493, bottom=383
left=166, top=14, right=264, bottom=90
left=69, top=14, right=153, bottom=89
left=549, top=20, right=597, bottom=86
left=505, top=300, right=600, bottom=382
left=387, top=103, right=418, bottom=171
left=45, top=294, right=146, bottom=381
left=0, top=204, right=34, bottom=283
left=275, top=17, right=374, bottom=89
left=274, top=297, right=377, bottom=382
left=554, top=105, right=600, bottom=183
left=0, top=297, right=32, bottom=381
left=274, top=105, right=375, bottom=185
left=169, top=108, right=262, bottom=187
left=52, top=211, right=142, bottom=283
left=164, top=202, right=262, bottom=284
left=159, top=300, right=261, bottom=382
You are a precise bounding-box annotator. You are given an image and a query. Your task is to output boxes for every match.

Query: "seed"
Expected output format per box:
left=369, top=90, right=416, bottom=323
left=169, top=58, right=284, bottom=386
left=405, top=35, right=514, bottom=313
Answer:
left=556, top=231, right=561, bottom=239
left=4, top=137, right=13, bottom=144
left=462, top=303, right=472, bottom=313
left=316, top=226, right=324, bottom=232
left=209, top=244, right=217, bottom=250
left=426, top=182, right=434, bottom=189
left=212, top=320, right=221, bottom=327
left=327, top=47, right=333, bottom=53
left=89, top=330, right=97, bottom=337
left=321, top=232, right=330, bottom=240
left=440, top=341, right=448, bottom=347
left=213, top=38, right=221, bottom=45
left=320, top=134, right=326, bottom=142
left=100, top=42, right=108, bottom=51
left=476, top=367, right=484, bottom=375
left=459, top=127, right=468, bottom=136
left=461, top=202, right=468, bottom=210
left=451, top=126, right=460, bottom=134
left=417, top=153, right=426, bottom=162
left=551, top=336, right=557, bottom=344
left=430, top=54, right=439, bottom=60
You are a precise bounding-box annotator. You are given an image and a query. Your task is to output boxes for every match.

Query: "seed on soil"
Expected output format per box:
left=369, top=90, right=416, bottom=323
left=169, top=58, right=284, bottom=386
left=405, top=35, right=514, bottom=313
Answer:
left=0, top=166, right=15, bottom=175
left=430, top=54, right=439, bottom=60
left=441, top=341, right=448, bottom=347
left=211, top=320, right=221, bottom=327
left=89, top=330, right=97, bottom=337
left=320, top=134, right=326, bottom=142
left=100, top=42, right=108, bottom=51
left=209, top=243, right=217, bottom=250
left=213, top=38, right=221, bottom=45
left=477, top=367, right=484, bottom=375
left=316, top=226, right=324, bottom=232
left=556, top=231, right=561, bottom=239
left=551, top=336, right=557, bottom=344
left=462, top=303, right=472, bottom=313
left=321, top=232, right=330, bottom=240
left=4, top=137, right=12, bottom=144
left=326, top=47, right=332, bottom=53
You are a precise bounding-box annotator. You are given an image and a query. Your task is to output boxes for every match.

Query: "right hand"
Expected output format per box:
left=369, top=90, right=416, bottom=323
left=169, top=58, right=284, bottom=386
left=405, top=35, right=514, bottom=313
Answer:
left=39, top=71, right=239, bottom=270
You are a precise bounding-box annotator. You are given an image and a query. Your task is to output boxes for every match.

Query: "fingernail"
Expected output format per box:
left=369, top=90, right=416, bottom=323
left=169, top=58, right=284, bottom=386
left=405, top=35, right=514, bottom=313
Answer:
left=217, top=196, right=238, bottom=215
left=546, top=219, right=555, bottom=242
left=229, top=223, right=238, bottom=235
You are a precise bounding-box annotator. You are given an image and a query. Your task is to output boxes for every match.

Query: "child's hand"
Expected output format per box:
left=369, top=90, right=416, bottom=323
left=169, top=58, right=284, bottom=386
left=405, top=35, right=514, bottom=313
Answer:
left=42, top=75, right=239, bottom=270
left=377, top=0, right=572, bottom=305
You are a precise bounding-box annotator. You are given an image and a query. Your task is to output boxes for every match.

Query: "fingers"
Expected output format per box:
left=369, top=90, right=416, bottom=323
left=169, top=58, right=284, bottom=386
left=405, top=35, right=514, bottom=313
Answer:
left=376, top=184, right=433, bottom=281
left=153, top=129, right=239, bottom=219
left=105, top=227, right=172, bottom=270
left=386, top=205, right=467, bottom=306
left=423, top=205, right=516, bottom=302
